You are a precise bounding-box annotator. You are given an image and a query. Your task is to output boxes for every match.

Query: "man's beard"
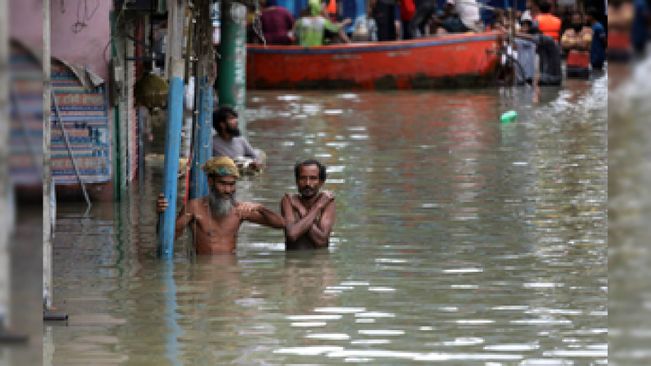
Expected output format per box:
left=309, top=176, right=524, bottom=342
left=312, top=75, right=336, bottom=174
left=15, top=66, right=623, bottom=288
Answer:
left=227, top=126, right=241, bottom=137
left=209, top=188, right=235, bottom=217
left=299, top=186, right=317, bottom=199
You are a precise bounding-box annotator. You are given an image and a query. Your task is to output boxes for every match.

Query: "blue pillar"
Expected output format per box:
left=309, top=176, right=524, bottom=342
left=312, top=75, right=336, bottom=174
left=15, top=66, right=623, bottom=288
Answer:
left=158, top=76, right=184, bottom=259
left=189, top=78, right=213, bottom=199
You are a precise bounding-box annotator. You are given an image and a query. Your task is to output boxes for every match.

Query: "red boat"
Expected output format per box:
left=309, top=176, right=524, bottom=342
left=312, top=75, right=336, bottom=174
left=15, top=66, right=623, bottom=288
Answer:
left=247, top=31, right=501, bottom=90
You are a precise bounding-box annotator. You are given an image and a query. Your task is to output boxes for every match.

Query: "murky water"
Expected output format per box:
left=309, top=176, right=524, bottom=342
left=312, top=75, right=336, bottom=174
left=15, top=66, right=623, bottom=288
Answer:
left=48, top=78, right=607, bottom=365
left=609, top=59, right=651, bottom=366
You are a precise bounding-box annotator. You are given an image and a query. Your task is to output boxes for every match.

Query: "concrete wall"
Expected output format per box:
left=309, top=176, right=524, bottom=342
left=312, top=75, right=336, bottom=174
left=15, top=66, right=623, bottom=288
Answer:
left=9, top=0, right=42, bottom=50
left=11, top=0, right=112, bottom=81
left=50, top=1, right=112, bottom=80
left=9, top=0, right=43, bottom=52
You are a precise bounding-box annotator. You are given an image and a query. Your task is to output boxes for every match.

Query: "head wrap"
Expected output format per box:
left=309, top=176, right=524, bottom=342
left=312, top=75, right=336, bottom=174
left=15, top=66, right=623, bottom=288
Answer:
left=202, top=156, right=240, bottom=178
left=309, top=0, right=322, bottom=16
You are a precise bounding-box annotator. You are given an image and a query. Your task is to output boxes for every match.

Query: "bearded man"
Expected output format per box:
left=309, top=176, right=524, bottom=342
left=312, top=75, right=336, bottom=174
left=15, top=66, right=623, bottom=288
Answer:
left=157, top=157, right=284, bottom=255
left=281, top=159, right=336, bottom=250
left=212, top=106, right=263, bottom=170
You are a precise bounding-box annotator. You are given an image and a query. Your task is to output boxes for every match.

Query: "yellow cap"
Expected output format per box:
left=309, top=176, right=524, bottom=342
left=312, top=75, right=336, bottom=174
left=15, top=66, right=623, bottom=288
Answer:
left=202, top=156, right=240, bottom=178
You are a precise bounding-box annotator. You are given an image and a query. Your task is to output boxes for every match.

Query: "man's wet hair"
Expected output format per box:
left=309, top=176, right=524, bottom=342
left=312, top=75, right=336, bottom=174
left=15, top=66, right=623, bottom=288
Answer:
left=295, top=159, right=327, bottom=181
left=539, top=1, right=551, bottom=13
left=213, top=106, right=238, bottom=131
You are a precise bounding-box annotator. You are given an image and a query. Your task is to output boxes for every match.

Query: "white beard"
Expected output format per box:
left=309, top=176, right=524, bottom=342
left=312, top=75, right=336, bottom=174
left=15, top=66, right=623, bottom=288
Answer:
left=208, top=189, right=235, bottom=218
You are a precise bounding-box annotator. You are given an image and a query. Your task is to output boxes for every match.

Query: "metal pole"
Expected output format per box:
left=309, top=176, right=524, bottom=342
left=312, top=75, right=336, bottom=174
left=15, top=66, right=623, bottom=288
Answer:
left=159, top=0, right=187, bottom=259
left=217, top=0, right=247, bottom=135
left=43, top=0, right=53, bottom=312
left=190, top=0, right=214, bottom=200
left=0, top=0, right=10, bottom=330
left=51, top=92, right=92, bottom=212
left=189, top=79, right=212, bottom=199
left=110, top=12, right=123, bottom=201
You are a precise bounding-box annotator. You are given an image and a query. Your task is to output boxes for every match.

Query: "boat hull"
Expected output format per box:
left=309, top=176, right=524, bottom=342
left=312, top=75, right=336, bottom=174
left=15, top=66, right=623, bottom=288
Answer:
left=247, top=32, right=501, bottom=90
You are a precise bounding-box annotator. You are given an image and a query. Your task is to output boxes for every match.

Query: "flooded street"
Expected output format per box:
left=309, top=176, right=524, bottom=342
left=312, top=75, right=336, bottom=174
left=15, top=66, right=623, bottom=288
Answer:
left=48, top=78, right=606, bottom=365
left=609, top=60, right=651, bottom=366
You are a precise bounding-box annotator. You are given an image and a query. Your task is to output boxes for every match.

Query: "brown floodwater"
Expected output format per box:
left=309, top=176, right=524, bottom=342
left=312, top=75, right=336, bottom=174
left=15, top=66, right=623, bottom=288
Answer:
left=47, top=77, right=606, bottom=365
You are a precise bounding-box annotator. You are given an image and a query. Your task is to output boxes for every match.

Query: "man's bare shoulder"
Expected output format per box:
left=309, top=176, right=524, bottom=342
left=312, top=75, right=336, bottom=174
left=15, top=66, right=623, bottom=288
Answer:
left=282, top=193, right=301, bottom=201
left=234, top=200, right=256, bottom=209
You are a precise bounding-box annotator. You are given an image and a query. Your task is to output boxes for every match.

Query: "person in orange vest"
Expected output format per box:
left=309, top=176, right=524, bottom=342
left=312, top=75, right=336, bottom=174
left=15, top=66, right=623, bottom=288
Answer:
left=326, top=0, right=338, bottom=21
left=535, top=1, right=561, bottom=42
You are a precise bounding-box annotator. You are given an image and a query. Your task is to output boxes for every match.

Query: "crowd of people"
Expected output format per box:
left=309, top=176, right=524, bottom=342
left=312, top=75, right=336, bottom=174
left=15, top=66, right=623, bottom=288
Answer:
left=250, top=0, right=487, bottom=46
left=506, top=1, right=608, bottom=85
left=248, top=0, right=648, bottom=84
left=249, top=0, right=646, bottom=54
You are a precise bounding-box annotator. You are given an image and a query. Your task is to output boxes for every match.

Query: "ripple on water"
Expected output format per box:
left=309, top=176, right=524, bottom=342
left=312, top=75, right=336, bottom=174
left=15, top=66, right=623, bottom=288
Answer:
left=441, top=337, right=485, bottom=346
left=276, top=94, right=302, bottom=101
left=442, top=267, right=484, bottom=273
left=324, top=109, right=344, bottom=115
left=484, top=343, right=539, bottom=351
left=286, top=315, right=342, bottom=321
left=290, top=322, right=327, bottom=328
left=306, top=333, right=351, bottom=340
left=314, top=307, right=366, bottom=314
left=357, top=329, right=405, bottom=336
left=355, top=312, right=395, bottom=318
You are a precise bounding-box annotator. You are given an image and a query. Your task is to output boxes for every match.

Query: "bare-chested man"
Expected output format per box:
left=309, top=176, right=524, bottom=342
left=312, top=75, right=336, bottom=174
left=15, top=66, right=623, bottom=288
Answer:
left=157, top=157, right=284, bottom=255
left=281, top=159, right=336, bottom=250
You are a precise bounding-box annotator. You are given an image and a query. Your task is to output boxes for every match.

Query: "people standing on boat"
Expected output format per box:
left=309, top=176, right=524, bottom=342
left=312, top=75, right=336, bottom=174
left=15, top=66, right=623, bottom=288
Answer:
left=212, top=106, right=264, bottom=171
left=399, top=0, right=417, bottom=39
left=432, top=0, right=469, bottom=34
left=454, top=0, right=482, bottom=32
left=535, top=1, right=561, bottom=42
left=259, top=0, right=296, bottom=45
left=281, top=159, right=336, bottom=251
left=294, top=0, right=351, bottom=46
left=156, top=157, right=285, bottom=255
left=586, top=8, right=606, bottom=71
left=351, top=13, right=378, bottom=41
left=409, top=0, right=437, bottom=37
left=370, top=0, right=398, bottom=41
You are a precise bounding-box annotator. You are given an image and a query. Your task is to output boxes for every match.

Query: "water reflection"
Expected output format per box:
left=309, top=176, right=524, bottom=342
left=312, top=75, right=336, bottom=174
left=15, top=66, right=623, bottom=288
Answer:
left=50, top=81, right=606, bottom=365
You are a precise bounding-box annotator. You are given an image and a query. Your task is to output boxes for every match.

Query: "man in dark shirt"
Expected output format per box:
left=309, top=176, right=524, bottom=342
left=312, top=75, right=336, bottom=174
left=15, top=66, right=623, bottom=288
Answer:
left=536, top=33, right=563, bottom=85
left=517, top=23, right=562, bottom=86
left=586, top=8, right=606, bottom=70
left=260, top=1, right=295, bottom=45
left=433, top=0, right=469, bottom=34
left=212, top=107, right=263, bottom=171
left=371, top=0, right=397, bottom=41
